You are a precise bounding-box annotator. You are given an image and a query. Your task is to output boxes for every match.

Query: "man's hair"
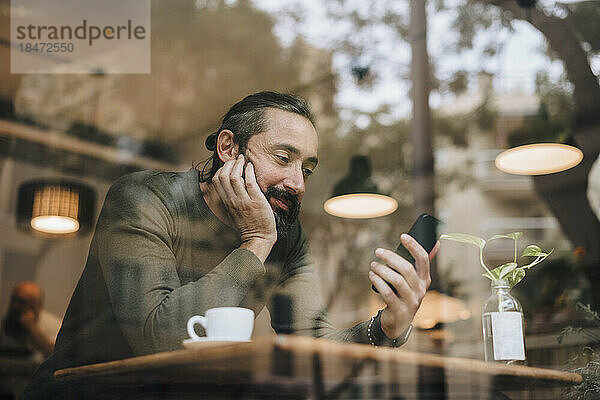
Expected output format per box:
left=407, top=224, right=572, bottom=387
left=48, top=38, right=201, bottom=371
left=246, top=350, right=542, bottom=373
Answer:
left=198, top=91, right=315, bottom=182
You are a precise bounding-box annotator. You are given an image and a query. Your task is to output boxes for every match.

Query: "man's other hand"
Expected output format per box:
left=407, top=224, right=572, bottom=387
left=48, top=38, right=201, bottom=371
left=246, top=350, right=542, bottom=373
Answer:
left=17, top=306, right=37, bottom=332
left=369, top=234, right=440, bottom=339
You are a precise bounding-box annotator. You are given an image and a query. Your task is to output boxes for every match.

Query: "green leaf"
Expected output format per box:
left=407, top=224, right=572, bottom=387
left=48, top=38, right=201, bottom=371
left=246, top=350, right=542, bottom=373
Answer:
left=576, top=302, right=600, bottom=323
left=499, top=262, right=518, bottom=279
left=522, top=245, right=543, bottom=257
left=508, top=232, right=523, bottom=240
left=507, top=269, right=526, bottom=288
left=441, top=231, right=551, bottom=288
left=488, top=232, right=523, bottom=241
left=440, top=233, right=486, bottom=249
left=521, top=249, right=554, bottom=269
left=488, top=268, right=501, bottom=280
left=489, top=262, right=518, bottom=280
left=558, top=326, right=584, bottom=344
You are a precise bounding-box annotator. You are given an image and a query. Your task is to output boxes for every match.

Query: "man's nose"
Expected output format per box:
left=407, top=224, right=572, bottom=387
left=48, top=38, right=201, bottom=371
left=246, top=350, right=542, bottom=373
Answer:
left=283, top=165, right=305, bottom=197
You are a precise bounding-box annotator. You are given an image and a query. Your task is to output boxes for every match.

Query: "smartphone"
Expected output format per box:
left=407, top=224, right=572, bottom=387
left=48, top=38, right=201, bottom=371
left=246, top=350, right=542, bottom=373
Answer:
left=372, top=213, right=442, bottom=293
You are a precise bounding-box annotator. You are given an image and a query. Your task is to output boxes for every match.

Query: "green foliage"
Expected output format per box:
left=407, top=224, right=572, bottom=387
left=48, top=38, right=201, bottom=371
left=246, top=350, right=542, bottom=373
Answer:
left=114, top=0, right=310, bottom=141
left=560, top=303, right=600, bottom=399
left=513, top=255, right=591, bottom=324
left=564, top=353, right=600, bottom=400
left=433, top=113, right=470, bottom=147
left=452, top=0, right=504, bottom=50
left=472, top=98, right=497, bottom=132
left=508, top=71, right=573, bottom=147
left=508, top=113, right=566, bottom=147
left=447, top=70, right=470, bottom=95
left=567, top=2, right=600, bottom=53
left=535, top=71, right=574, bottom=127
left=489, top=262, right=517, bottom=280
left=440, top=232, right=552, bottom=288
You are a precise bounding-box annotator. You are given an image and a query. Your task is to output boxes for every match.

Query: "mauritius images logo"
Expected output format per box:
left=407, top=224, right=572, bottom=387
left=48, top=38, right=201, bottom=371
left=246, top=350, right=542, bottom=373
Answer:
left=11, top=0, right=151, bottom=74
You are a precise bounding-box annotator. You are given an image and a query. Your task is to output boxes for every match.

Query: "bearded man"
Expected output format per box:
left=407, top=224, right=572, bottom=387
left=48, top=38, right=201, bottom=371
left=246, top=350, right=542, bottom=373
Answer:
left=23, top=91, right=438, bottom=399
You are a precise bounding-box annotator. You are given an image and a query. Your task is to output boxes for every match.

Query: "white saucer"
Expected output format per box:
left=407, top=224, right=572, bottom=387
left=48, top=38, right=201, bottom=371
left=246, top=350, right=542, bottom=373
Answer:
left=183, top=337, right=251, bottom=349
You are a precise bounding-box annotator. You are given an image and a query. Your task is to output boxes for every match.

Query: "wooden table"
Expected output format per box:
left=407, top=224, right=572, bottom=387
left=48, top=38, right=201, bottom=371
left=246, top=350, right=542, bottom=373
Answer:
left=54, top=335, right=582, bottom=399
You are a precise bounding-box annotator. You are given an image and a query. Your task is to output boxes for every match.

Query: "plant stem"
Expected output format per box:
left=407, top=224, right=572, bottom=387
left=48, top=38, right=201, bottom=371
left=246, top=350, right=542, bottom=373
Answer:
left=480, top=251, right=493, bottom=278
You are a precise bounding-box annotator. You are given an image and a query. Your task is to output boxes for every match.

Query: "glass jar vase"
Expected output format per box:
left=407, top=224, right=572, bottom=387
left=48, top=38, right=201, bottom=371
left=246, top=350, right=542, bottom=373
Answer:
left=481, top=279, right=526, bottom=364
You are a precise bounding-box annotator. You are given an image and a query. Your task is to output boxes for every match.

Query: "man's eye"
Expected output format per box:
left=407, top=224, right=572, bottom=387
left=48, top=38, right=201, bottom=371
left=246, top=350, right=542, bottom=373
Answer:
left=303, top=168, right=313, bottom=176
left=277, top=155, right=290, bottom=163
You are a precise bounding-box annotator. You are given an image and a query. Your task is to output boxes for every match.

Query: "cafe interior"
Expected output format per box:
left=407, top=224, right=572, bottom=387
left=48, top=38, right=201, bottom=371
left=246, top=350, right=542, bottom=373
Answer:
left=1, top=0, right=599, bottom=399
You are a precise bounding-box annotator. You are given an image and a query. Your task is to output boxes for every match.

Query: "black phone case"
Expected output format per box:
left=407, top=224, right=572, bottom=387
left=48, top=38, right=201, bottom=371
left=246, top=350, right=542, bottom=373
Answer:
left=372, top=213, right=442, bottom=293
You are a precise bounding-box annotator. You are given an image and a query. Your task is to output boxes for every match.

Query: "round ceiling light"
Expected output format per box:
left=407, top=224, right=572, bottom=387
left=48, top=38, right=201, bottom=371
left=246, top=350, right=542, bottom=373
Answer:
left=495, top=143, right=583, bottom=175
left=31, top=215, right=80, bottom=234
left=17, top=180, right=96, bottom=236
left=324, top=193, right=398, bottom=219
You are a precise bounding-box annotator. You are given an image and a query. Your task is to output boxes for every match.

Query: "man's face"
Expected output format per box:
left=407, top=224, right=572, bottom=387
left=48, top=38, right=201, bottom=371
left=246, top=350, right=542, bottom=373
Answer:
left=6, top=284, right=41, bottom=328
left=244, top=108, right=318, bottom=237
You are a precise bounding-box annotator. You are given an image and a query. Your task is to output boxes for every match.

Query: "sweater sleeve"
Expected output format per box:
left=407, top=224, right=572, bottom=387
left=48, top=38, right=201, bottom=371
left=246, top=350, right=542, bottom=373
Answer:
left=268, top=224, right=374, bottom=345
left=94, top=174, right=265, bottom=355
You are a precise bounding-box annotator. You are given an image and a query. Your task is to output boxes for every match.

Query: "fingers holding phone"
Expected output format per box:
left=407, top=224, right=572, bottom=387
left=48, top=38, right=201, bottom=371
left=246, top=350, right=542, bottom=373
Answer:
left=372, top=213, right=441, bottom=294
left=368, top=214, right=442, bottom=339
left=399, top=233, right=433, bottom=284
left=368, top=243, right=435, bottom=339
left=371, top=245, right=423, bottom=293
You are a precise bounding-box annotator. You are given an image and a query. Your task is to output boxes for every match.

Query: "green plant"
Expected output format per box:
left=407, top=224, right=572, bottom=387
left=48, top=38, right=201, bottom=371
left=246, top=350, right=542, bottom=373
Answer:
left=560, top=303, right=600, bottom=399
left=440, top=232, right=553, bottom=288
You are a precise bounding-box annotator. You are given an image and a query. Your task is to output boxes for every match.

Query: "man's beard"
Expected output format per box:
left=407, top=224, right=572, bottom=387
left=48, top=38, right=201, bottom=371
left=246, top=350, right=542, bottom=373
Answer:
left=264, top=186, right=300, bottom=239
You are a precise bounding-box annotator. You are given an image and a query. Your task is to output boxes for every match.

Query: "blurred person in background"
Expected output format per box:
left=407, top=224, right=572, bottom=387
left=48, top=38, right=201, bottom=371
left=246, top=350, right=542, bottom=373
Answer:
left=0, top=281, right=61, bottom=361
left=0, top=282, right=61, bottom=399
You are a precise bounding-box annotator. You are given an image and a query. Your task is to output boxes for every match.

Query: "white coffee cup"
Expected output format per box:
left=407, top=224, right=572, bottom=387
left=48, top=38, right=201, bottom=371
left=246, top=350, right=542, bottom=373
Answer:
left=187, top=307, right=254, bottom=341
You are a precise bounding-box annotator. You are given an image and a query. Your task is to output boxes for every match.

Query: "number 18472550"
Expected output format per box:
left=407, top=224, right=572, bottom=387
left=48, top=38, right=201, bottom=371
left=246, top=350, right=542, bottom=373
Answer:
left=19, top=42, right=74, bottom=53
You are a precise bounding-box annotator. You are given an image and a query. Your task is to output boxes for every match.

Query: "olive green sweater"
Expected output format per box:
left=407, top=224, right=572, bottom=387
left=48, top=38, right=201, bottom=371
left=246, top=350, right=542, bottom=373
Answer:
left=24, top=169, right=389, bottom=399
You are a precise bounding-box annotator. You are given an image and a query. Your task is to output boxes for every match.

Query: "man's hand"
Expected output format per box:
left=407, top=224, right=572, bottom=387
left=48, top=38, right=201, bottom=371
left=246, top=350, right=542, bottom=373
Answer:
left=369, top=234, right=440, bottom=339
left=17, top=306, right=37, bottom=333
left=210, top=154, right=277, bottom=261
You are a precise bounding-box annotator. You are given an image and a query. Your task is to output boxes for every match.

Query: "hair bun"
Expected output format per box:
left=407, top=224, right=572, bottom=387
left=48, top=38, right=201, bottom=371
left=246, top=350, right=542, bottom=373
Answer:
left=205, top=132, right=218, bottom=151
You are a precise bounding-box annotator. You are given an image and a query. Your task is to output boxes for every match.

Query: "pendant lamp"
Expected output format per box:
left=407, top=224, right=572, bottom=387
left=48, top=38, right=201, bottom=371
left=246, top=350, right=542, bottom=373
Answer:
left=324, top=155, right=398, bottom=219
left=495, top=143, right=583, bottom=175
left=17, top=179, right=96, bottom=236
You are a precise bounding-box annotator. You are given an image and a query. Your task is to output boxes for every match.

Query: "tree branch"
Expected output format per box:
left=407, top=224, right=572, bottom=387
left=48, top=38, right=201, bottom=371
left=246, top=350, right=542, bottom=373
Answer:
left=487, top=0, right=600, bottom=126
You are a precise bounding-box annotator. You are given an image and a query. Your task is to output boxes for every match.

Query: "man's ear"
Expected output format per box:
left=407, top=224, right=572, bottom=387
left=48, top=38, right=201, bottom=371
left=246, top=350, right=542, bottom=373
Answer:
left=216, top=129, right=239, bottom=163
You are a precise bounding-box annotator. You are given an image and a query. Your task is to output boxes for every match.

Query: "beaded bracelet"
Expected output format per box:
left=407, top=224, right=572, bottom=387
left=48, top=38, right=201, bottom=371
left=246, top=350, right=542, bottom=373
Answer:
left=367, top=312, right=379, bottom=346
left=367, top=309, right=413, bottom=347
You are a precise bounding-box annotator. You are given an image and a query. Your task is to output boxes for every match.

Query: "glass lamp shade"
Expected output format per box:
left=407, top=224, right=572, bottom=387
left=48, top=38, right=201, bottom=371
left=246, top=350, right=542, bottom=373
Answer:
left=325, top=155, right=398, bottom=219
left=495, top=143, right=583, bottom=175
left=17, top=180, right=95, bottom=236
left=31, top=215, right=80, bottom=234
left=324, top=193, right=398, bottom=219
